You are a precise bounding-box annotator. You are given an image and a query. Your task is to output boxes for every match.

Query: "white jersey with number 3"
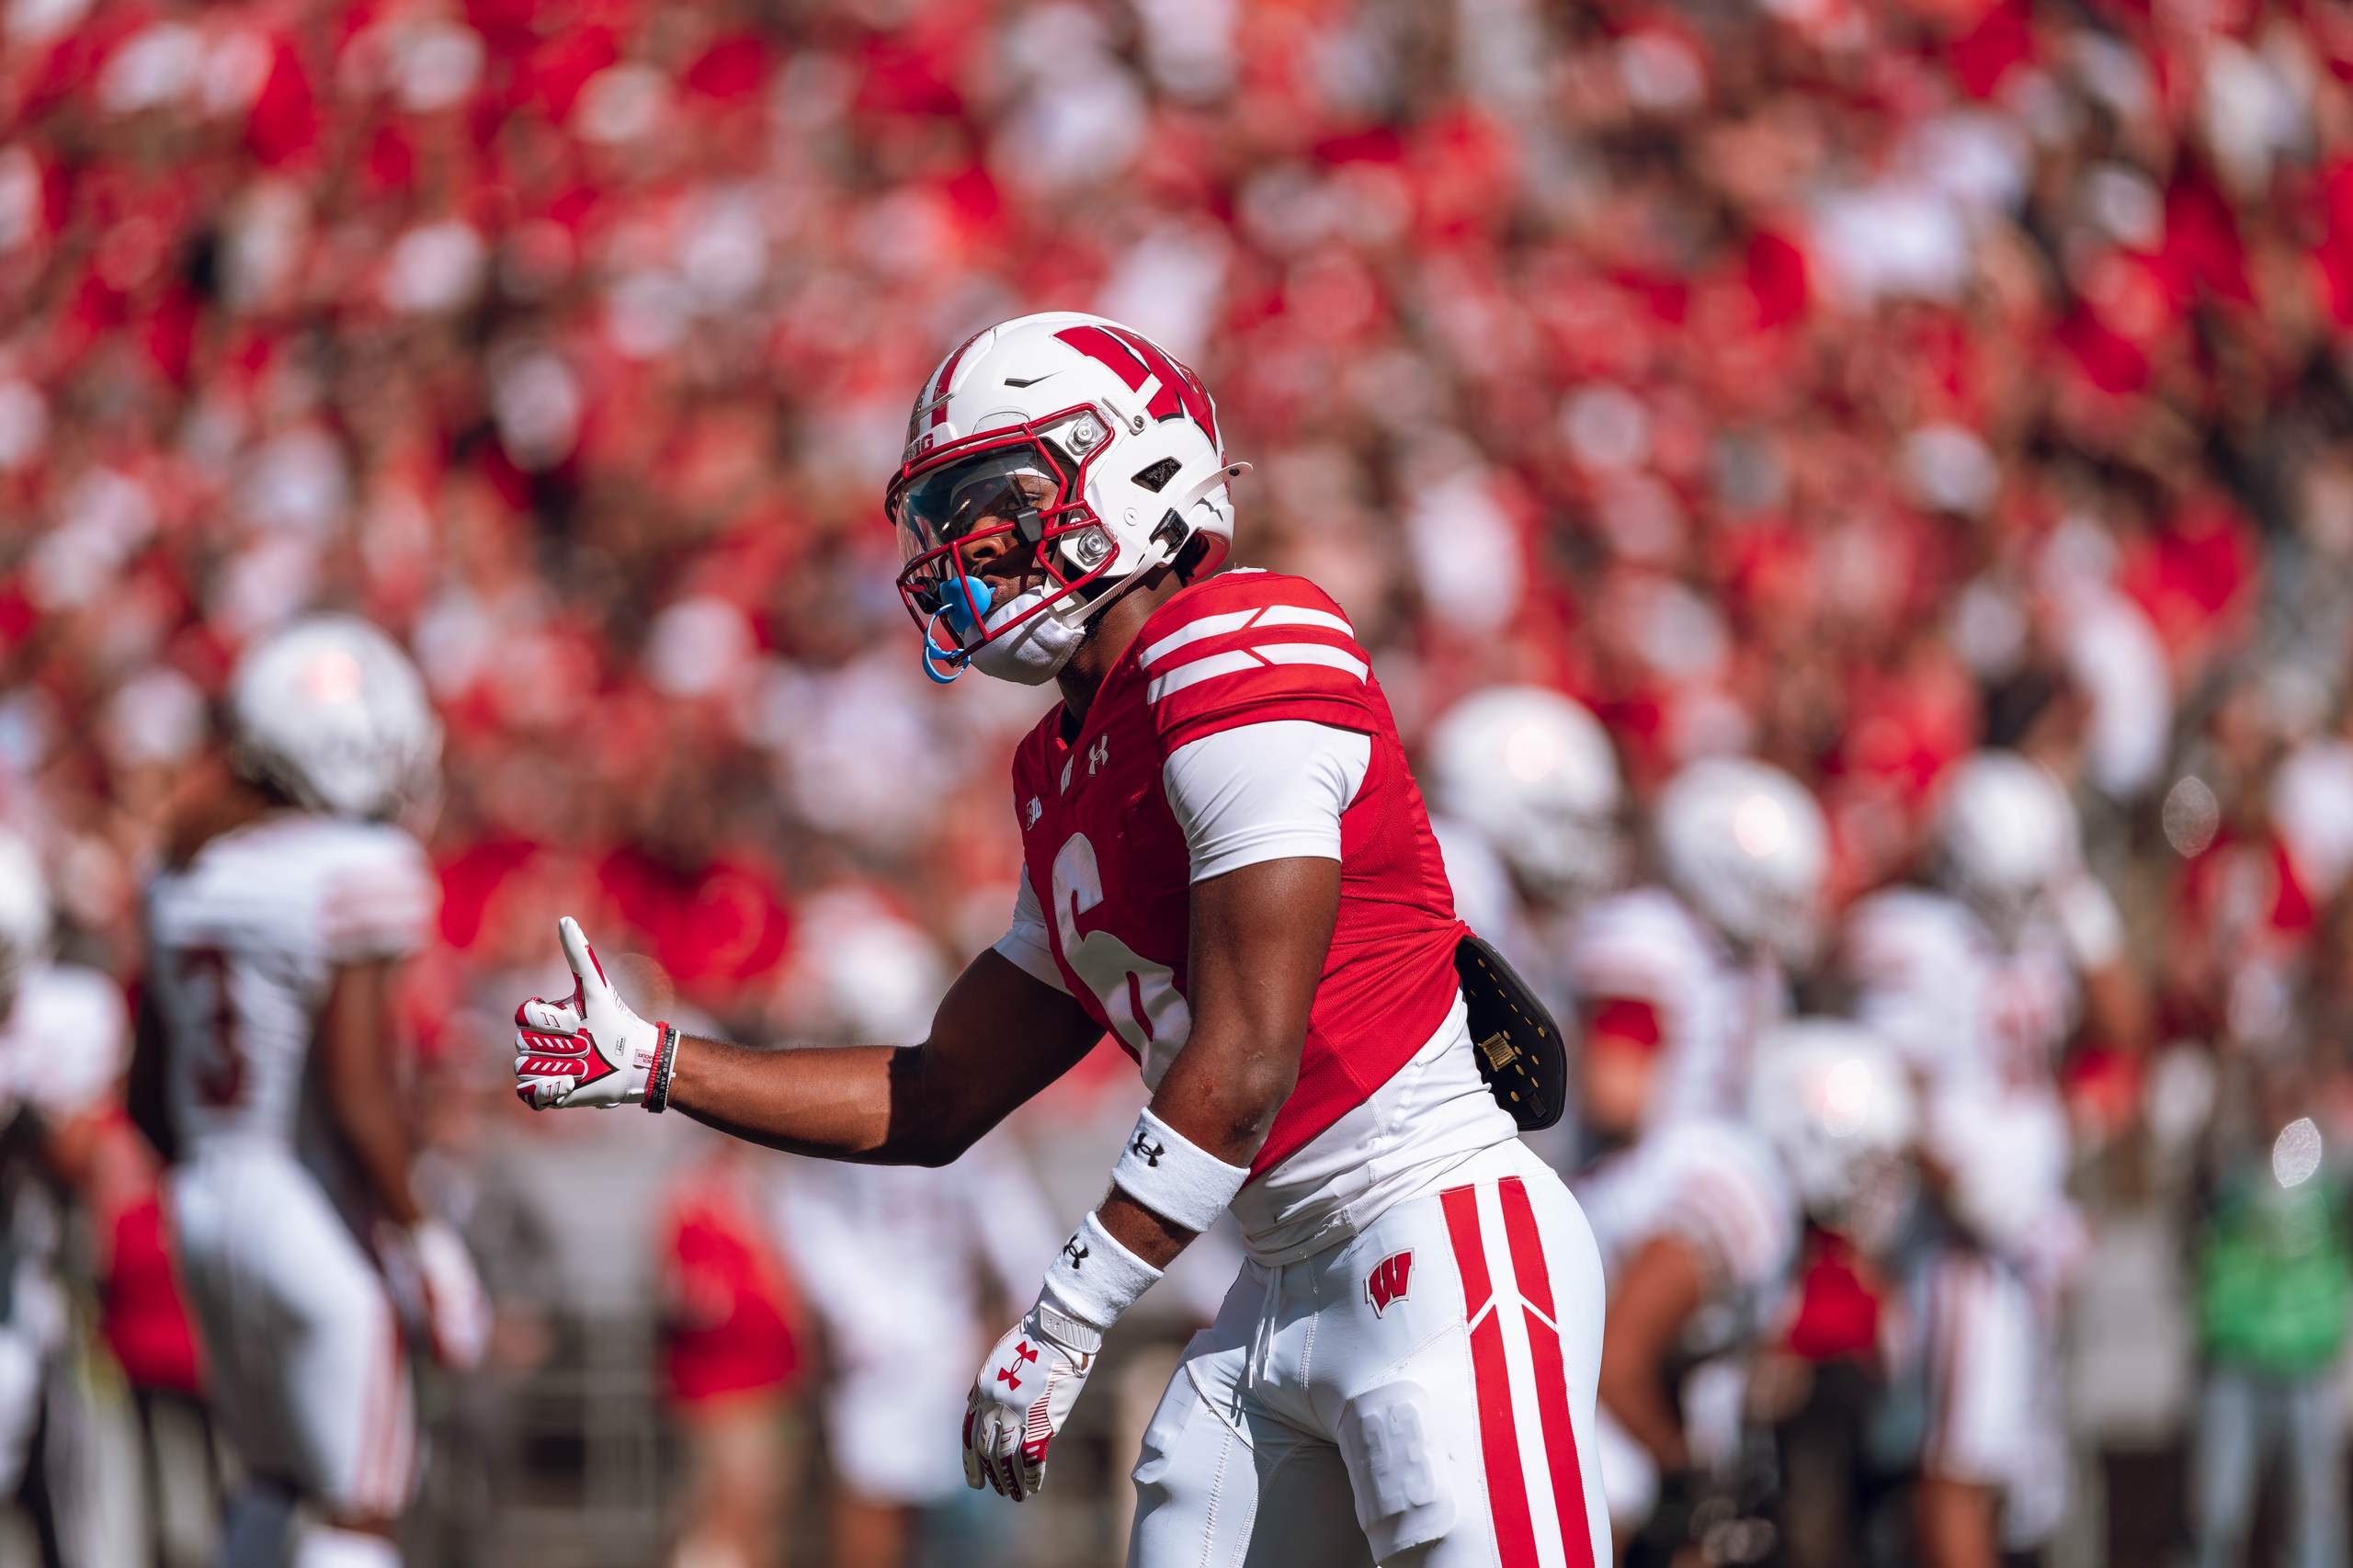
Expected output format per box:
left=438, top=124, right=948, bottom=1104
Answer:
left=147, top=813, right=438, bottom=1154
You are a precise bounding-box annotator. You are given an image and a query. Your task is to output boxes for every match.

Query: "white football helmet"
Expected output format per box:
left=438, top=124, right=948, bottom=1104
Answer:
left=1427, top=686, right=1623, bottom=907
left=0, top=829, right=51, bottom=1017
left=886, top=311, right=1246, bottom=679
left=227, top=615, right=440, bottom=821
left=1936, top=751, right=2079, bottom=942
left=1749, top=1018, right=1916, bottom=1250
left=796, top=895, right=950, bottom=1044
left=1654, top=756, right=1828, bottom=964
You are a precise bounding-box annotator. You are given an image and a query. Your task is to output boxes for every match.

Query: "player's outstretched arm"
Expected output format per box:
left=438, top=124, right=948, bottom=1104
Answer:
left=513, top=917, right=1103, bottom=1166
left=668, top=949, right=1104, bottom=1163
left=961, top=855, right=1339, bottom=1502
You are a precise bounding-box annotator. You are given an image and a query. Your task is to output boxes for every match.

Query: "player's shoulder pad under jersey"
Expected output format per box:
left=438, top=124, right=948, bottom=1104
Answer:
left=1131, top=571, right=1377, bottom=753
left=1639, top=1117, right=1801, bottom=1290
left=306, top=818, right=439, bottom=964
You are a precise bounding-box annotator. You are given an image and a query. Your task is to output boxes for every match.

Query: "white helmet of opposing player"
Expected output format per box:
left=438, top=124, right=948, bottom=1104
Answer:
left=1749, top=1018, right=1916, bottom=1249
left=1936, top=751, right=2079, bottom=942
left=796, top=896, right=950, bottom=1045
left=227, top=615, right=440, bottom=822
left=1654, top=756, right=1828, bottom=964
left=0, top=829, right=51, bottom=1017
left=1427, top=686, right=1624, bottom=907
left=886, top=312, right=1246, bottom=684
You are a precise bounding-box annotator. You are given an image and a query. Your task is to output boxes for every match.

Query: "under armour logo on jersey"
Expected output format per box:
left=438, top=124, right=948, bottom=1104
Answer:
left=1131, top=1131, right=1165, bottom=1167
left=1063, top=1238, right=1089, bottom=1268
left=1365, top=1250, right=1415, bottom=1317
left=1086, top=736, right=1110, bottom=776
left=1026, top=796, right=1042, bottom=829
left=996, top=1340, right=1040, bottom=1391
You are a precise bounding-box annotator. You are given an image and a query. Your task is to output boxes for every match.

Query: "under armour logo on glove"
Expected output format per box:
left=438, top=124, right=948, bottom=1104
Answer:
left=995, top=1340, right=1041, bottom=1391
left=1063, top=1239, right=1089, bottom=1267
left=1131, top=1131, right=1165, bottom=1166
left=966, top=1311, right=1097, bottom=1504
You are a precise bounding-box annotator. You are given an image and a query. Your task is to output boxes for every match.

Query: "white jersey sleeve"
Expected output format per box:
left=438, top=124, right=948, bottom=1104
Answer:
left=319, top=831, right=438, bottom=962
left=1160, top=720, right=1370, bottom=883
left=992, top=869, right=1070, bottom=994
left=1575, top=1119, right=1798, bottom=1300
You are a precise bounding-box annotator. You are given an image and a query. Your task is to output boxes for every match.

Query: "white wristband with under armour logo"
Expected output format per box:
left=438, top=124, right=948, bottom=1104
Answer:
left=1037, top=1211, right=1161, bottom=1349
left=1109, top=1107, right=1251, bottom=1235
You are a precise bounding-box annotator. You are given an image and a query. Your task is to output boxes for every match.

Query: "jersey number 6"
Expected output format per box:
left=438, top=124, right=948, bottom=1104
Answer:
left=1048, top=832, right=1192, bottom=1086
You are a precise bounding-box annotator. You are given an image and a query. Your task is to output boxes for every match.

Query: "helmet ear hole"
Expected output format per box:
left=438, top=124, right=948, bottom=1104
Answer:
left=1131, top=457, right=1180, bottom=493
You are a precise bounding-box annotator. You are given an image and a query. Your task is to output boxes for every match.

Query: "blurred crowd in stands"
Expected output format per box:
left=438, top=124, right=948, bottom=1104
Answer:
left=8, top=0, right=2353, bottom=1563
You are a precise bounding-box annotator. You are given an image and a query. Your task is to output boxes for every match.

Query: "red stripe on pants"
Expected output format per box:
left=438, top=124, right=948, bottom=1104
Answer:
left=1500, top=1176, right=1597, bottom=1568
left=1442, top=1184, right=1540, bottom=1566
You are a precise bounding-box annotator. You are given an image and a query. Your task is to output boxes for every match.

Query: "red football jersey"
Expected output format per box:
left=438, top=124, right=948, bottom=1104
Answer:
left=1010, top=569, right=1464, bottom=1176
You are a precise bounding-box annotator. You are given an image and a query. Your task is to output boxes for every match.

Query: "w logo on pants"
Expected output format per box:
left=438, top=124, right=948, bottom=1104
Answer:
left=1365, top=1250, right=1414, bottom=1316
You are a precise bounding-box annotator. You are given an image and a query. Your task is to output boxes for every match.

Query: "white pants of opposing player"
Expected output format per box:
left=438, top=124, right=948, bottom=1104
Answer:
left=1130, top=1141, right=1611, bottom=1568
left=1919, top=1247, right=2066, bottom=1551
left=168, top=1147, right=416, bottom=1519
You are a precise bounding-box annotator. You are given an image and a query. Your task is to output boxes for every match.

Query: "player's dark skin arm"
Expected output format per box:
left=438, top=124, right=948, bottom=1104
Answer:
left=318, top=958, right=425, bottom=1228
left=666, top=855, right=1339, bottom=1272
left=668, top=949, right=1105, bottom=1165
left=1096, top=854, right=1340, bottom=1268
left=1597, top=1233, right=1708, bottom=1471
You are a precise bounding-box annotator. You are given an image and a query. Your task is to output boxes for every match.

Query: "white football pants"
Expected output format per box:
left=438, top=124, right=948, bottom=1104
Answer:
left=169, top=1148, right=416, bottom=1519
left=1129, top=1139, right=1611, bottom=1568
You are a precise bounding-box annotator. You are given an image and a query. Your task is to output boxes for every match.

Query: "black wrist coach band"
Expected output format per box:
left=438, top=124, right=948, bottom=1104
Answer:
left=644, top=1023, right=680, bottom=1113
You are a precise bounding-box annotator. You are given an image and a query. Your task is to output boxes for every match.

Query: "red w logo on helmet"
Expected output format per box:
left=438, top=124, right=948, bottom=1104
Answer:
left=1365, top=1250, right=1414, bottom=1317
left=1054, top=324, right=1220, bottom=447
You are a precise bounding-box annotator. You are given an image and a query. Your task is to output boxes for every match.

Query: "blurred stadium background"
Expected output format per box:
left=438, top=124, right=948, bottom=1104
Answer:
left=3, top=0, right=2352, bottom=1564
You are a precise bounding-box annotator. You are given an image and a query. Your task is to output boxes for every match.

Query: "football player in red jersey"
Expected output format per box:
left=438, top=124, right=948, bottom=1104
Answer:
left=515, top=312, right=1612, bottom=1568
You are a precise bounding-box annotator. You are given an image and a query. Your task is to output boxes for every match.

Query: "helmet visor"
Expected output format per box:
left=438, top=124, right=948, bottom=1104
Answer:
left=891, top=447, right=1060, bottom=565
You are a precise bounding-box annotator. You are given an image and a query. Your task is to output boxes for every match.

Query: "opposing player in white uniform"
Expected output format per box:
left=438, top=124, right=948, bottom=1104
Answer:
left=1578, top=1019, right=1915, bottom=1561
left=1425, top=685, right=1627, bottom=993
left=1838, top=751, right=2130, bottom=1567
left=767, top=898, right=1059, bottom=1565
left=0, top=829, right=136, bottom=1561
left=143, top=618, right=485, bottom=1568
left=517, top=312, right=1611, bottom=1567
left=1566, top=758, right=1828, bottom=1144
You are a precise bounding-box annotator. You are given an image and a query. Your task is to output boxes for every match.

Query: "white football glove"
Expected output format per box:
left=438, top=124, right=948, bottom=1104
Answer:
left=513, top=916, right=669, bottom=1109
left=962, top=1303, right=1098, bottom=1502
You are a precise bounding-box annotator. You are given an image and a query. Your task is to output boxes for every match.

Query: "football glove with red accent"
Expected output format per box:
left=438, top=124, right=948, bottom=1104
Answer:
left=962, top=1303, right=1097, bottom=1503
left=512, top=916, right=673, bottom=1110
